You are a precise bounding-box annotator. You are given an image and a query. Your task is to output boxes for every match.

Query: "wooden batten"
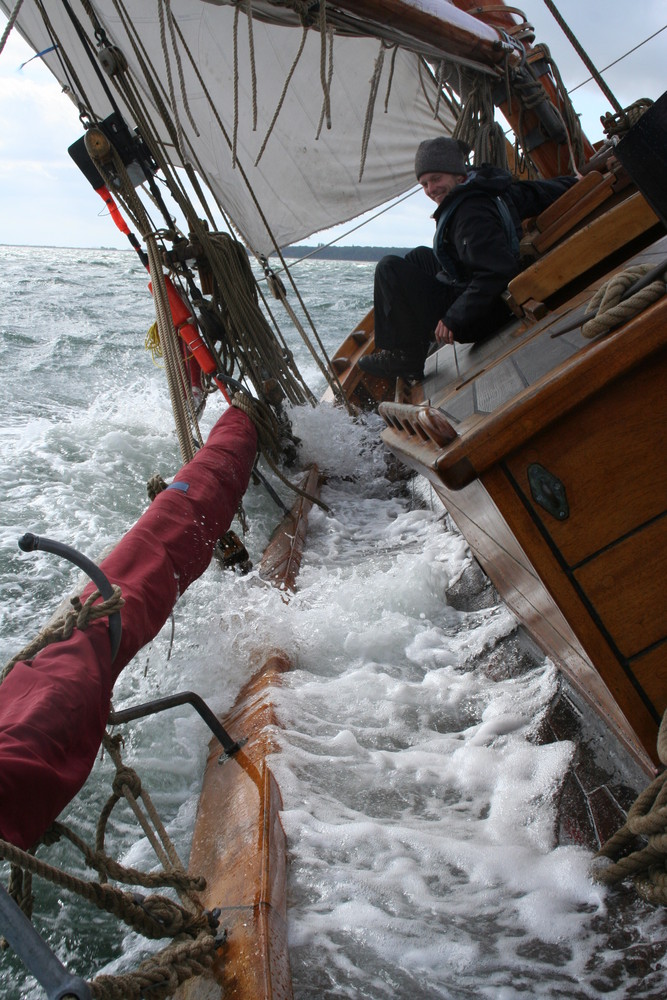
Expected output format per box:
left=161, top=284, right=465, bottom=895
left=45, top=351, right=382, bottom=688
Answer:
left=259, top=465, right=323, bottom=593
left=509, top=190, right=661, bottom=306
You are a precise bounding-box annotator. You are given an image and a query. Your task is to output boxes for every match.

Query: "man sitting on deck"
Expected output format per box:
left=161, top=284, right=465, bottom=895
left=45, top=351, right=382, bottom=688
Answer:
left=358, top=136, right=577, bottom=381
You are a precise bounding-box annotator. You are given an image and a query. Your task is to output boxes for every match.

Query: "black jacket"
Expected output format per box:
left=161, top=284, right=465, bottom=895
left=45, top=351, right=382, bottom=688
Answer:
left=433, top=166, right=577, bottom=342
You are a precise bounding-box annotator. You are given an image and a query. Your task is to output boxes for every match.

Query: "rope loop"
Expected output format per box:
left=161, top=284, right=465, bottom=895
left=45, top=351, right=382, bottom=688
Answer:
left=582, top=264, right=666, bottom=340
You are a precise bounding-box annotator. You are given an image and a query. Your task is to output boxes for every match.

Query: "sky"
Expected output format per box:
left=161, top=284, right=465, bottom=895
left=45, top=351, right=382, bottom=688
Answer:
left=1, top=1, right=665, bottom=250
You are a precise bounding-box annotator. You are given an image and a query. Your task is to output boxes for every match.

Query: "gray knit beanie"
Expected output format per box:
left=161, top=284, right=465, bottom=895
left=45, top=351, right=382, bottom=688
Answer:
left=415, top=137, right=469, bottom=179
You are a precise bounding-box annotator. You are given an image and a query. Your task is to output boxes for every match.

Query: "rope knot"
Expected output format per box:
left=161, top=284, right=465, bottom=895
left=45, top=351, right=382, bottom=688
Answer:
left=136, top=893, right=209, bottom=937
left=113, top=766, right=142, bottom=799
left=147, top=473, right=168, bottom=501
left=602, top=98, right=654, bottom=138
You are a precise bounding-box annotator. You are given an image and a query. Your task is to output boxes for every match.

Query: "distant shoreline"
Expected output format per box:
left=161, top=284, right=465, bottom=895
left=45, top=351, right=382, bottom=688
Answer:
left=279, top=245, right=411, bottom=262
left=1, top=243, right=412, bottom=262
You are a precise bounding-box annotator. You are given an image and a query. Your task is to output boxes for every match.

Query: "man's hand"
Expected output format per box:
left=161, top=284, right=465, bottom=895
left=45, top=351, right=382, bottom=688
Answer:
left=434, top=320, right=455, bottom=345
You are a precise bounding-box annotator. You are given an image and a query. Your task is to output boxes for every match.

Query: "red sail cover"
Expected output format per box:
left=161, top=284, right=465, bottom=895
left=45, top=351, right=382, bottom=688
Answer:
left=0, top=407, right=257, bottom=849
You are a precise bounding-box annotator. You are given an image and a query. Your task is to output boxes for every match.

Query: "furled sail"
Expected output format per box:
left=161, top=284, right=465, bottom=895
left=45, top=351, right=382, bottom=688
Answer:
left=0, top=407, right=257, bottom=850
left=3, top=0, right=462, bottom=253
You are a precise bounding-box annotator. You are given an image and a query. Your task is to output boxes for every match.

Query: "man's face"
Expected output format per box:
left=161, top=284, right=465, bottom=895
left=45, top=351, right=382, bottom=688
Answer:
left=419, top=171, right=465, bottom=205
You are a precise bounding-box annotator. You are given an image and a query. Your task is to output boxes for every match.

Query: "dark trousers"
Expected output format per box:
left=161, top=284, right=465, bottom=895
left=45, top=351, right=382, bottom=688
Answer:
left=373, top=247, right=458, bottom=360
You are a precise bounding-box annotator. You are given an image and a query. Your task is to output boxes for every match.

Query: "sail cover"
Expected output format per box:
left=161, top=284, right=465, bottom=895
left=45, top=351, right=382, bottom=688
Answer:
left=0, top=406, right=257, bottom=850
left=2, top=0, right=457, bottom=252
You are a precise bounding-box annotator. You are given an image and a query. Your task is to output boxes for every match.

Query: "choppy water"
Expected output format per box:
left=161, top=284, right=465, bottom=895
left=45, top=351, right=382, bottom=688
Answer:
left=0, top=245, right=664, bottom=998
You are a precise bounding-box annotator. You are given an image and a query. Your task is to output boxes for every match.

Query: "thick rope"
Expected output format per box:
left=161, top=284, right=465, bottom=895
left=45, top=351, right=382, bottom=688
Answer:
left=0, top=0, right=24, bottom=54
left=1, top=587, right=125, bottom=684
left=89, top=931, right=219, bottom=999
left=541, top=0, right=623, bottom=114
left=45, top=821, right=204, bottom=893
left=0, top=837, right=208, bottom=939
left=581, top=264, right=666, bottom=340
left=594, top=713, right=667, bottom=904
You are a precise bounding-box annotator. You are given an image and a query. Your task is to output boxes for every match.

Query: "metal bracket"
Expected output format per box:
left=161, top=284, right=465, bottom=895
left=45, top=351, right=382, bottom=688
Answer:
left=527, top=463, right=569, bottom=521
left=108, top=691, right=245, bottom=761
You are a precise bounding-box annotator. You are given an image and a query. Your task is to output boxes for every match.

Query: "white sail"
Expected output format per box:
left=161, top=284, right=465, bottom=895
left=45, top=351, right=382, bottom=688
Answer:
left=3, top=1, right=457, bottom=253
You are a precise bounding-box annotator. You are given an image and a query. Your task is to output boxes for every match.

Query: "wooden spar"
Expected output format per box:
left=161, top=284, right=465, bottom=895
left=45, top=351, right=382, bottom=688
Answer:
left=175, top=651, right=294, bottom=1000
left=259, top=465, right=323, bottom=594
left=175, top=470, right=324, bottom=999
left=331, top=0, right=520, bottom=67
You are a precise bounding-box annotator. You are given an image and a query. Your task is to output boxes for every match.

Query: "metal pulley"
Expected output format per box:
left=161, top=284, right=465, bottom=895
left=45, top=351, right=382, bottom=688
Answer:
left=98, top=44, right=128, bottom=77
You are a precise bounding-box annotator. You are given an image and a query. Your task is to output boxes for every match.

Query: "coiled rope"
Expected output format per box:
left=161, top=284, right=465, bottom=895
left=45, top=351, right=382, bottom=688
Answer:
left=581, top=264, right=666, bottom=340
left=601, top=98, right=654, bottom=140
left=594, top=713, right=667, bottom=905
left=452, top=66, right=509, bottom=171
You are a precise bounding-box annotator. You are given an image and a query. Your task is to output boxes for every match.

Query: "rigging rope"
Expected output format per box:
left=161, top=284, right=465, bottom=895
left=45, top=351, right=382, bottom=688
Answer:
left=452, top=67, right=509, bottom=171
left=541, top=0, right=623, bottom=114
left=0, top=731, right=222, bottom=996
left=0, top=0, right=24, bottom=54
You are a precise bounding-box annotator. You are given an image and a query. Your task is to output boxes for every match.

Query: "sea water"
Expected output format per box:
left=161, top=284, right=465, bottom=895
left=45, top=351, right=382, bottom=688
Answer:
left=0, top=246, right=664, bottom=998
